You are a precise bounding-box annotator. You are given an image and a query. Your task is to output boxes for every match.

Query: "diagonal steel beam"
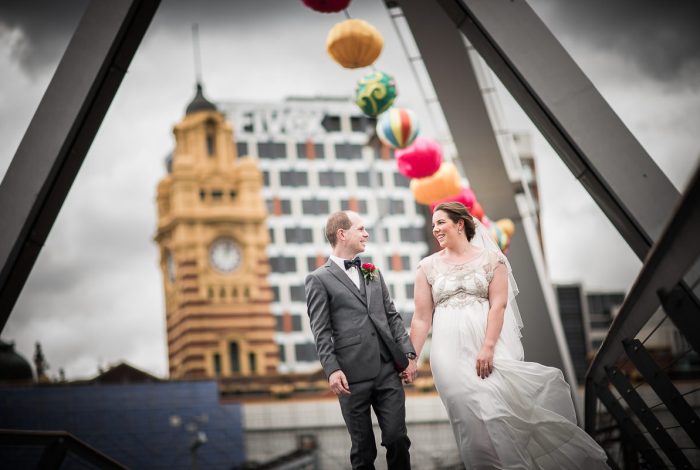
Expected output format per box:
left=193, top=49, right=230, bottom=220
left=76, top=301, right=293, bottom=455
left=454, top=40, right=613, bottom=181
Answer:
left=0, top=0, right=160, bottom=331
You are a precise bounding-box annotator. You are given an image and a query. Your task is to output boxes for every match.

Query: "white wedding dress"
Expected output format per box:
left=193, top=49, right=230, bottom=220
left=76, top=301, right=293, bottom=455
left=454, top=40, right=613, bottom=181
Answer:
left=419, top=249, right=609, bottom=469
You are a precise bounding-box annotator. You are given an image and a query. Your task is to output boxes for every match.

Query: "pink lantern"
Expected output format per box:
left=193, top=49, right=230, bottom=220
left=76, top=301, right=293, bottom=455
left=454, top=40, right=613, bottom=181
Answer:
left=430, top=186, right=476, bottom=212
left=395, top=137, right=442, bottom=179
left=302, top=0, right=351, bottom=13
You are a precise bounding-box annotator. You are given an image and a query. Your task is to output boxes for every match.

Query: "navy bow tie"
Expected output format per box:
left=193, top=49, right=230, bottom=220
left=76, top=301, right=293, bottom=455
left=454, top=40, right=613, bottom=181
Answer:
left=344, top=257, right=361, bottom=270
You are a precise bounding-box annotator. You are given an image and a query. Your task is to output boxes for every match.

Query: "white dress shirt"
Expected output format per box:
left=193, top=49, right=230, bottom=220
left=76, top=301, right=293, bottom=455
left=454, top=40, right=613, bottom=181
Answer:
left=329, top=254, right=361, bottom=289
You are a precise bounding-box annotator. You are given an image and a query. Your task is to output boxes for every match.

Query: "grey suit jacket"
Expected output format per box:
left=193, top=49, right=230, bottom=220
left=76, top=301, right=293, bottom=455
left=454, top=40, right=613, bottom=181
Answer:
left=305, top=259, right=415, bottom=383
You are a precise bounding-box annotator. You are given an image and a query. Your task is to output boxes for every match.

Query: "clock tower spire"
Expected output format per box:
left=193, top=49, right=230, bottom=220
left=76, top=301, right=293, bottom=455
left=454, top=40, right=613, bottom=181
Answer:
left=155, top=84, right=278, bottom=379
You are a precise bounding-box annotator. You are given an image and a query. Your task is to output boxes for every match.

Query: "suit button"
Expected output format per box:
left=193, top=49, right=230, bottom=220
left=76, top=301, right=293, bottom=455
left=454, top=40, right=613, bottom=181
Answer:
left=371, top=332, right=376, bottom=336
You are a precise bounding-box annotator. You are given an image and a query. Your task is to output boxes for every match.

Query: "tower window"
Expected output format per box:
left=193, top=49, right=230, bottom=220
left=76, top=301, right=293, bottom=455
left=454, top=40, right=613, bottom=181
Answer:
left=248, top=352, right=257, bottom=374
left=213, top=353, right=222, bottom=376
left=211, top=190, right=223, bottom=201
left=199, top=190, right=206, bottom=201
left=229, top=190, right=237, bottom=200
left=205, top=120, right=216, bottom=156
left=206, top=135, right=215, bottom=156
left=229, top=342, right=240, bottom=373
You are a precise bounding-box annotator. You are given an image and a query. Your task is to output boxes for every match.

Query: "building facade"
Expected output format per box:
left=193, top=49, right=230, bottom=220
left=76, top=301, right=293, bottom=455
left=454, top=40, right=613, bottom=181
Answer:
left=155, top=85, right=278, bottom=379
left=222, top=97, right=429, bottom=373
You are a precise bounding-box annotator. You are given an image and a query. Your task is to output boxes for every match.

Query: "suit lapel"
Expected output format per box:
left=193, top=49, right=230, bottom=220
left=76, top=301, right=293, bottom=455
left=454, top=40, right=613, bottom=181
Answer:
left=326, top=260, right=367, bottom=306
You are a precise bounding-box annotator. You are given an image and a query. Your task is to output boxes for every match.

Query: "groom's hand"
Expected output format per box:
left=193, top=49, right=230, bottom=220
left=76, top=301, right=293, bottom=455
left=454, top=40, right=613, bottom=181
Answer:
left=329, top=370, right=351, bottom=396
left=402, top=358, right=418, bottom=384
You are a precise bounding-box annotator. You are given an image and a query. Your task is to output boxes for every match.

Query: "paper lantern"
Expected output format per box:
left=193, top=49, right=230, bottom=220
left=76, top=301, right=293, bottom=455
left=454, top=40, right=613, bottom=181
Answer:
left=355, top=71, right=397, bottom=116
left=410, top=162, right=461, bottom=205
left=430, top=186, right=476, bottom=212
left=376, top=107, right=419, bottom=149
left=327, top=19, right=383, bottom=69
left=395, top=136, right=442, bottom=179
left=496, top=218, right=515, bottom=238
left=490, top=224, right=511, bottom=253
left=471, top=200, right=485, bottom=221
left=302, top=0, right=351, bottom=13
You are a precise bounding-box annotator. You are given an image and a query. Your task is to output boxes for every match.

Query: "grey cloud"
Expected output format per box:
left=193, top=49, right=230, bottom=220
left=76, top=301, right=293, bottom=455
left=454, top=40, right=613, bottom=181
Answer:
left=529, top=0, right=700, bottom=88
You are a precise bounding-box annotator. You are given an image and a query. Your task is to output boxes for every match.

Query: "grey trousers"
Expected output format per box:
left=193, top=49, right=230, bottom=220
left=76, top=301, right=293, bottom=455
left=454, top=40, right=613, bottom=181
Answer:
left=338, top=359, right=411, bottom=470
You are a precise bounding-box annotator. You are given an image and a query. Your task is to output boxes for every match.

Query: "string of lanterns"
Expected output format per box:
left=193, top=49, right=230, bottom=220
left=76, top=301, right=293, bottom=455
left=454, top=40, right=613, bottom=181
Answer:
left=302, top=0, right=514, bottom=253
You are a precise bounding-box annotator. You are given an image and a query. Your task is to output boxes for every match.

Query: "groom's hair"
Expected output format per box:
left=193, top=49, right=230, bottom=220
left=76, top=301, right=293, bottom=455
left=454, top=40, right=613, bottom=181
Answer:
left=325, top=211, right=353, bottom=247
left=434, top=202, right=476, bottom=241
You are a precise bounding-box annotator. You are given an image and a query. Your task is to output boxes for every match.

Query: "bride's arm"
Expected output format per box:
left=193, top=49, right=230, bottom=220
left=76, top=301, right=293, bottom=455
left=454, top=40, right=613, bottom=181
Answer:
left=477, top=263, right=508, bottom=378
left=410, top=266, right=434, bottom=358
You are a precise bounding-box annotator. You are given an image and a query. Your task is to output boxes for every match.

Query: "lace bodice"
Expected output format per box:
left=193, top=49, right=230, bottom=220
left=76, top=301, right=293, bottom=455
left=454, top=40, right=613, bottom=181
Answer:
left=419, top=249, right=506, bottom=309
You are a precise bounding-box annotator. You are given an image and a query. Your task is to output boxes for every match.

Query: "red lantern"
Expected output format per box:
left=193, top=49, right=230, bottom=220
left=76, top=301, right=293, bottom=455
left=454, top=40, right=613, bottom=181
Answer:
left=395, top=137, right=442, bottom=179
left=302, top=0, right=351, bottom=13
left=470, top=200, right=485, bottom=221
left=430, top=186, right=476, bottom=212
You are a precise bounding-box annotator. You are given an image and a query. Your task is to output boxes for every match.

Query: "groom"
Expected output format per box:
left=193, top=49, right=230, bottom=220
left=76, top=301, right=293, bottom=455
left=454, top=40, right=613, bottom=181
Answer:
left=305, top=211, right=417, bottom=469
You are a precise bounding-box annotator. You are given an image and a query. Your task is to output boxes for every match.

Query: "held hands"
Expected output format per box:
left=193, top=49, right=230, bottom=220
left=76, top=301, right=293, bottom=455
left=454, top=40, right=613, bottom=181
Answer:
left=329, top=370, right=351, bottom=396
left=401, top=358, right=418, bottom=384
left=476, top=343, right=495, bottom=379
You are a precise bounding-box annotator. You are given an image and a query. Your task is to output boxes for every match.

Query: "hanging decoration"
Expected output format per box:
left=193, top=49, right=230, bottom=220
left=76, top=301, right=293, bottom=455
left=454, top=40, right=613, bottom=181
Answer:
left=302, top=0, right=352, bottom=13
left=395, top=136, right=441, bottom=178
left=496, top=218, right=515, bottom=238
left=355, top=71, right=397, bottom=116
left=376, top=107, right=419, bottom=149
left=470, top=200, right=485, bottom=221
left=430, top=186, right=476, bottom=212
left=326, top=19, right=383, bottom=69
left=410, top=162, right=461, bottom=205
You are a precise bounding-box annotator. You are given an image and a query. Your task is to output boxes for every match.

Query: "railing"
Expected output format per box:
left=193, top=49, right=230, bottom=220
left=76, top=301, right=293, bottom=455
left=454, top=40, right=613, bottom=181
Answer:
left=0, top=429, right=127, bottom=469
left=585, top=163, right=700, bottom=468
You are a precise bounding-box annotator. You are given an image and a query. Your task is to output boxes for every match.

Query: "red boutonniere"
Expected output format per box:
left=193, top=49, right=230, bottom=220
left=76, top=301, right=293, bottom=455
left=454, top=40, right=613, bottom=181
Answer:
left=361, top=263, right=377, bottom=282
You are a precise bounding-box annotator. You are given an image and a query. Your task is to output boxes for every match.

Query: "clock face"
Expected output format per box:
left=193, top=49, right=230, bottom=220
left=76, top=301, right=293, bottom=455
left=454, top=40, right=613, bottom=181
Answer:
left=166, top=251, right=176, bottom=283
left=209, top=238, right=241, bottom=273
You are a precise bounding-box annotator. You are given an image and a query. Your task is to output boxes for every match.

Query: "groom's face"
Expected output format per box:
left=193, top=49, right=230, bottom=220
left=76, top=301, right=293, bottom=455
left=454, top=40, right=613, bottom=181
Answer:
left=343, top=212, right=369, bottom=254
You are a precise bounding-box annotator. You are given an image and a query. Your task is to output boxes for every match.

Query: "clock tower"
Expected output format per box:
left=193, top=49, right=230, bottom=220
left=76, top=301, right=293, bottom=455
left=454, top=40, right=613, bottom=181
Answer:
left=155, top=83, right=278, bottom=379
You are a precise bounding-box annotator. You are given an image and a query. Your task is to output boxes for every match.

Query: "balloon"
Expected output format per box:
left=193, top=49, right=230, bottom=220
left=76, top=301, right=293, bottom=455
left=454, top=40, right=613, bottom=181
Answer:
left=410, top=162, right=461, bottom=205
left=496, top=218, right=515, bottom=238
left=355, top=71, right=397, bottom=116
left=430, top=186, right=476, bottom=212
left=376, top=107, right=419, bottom=149
left=490, top=224, right=511, bottom=253
left=327, top=19, right=383, bottom=69
left=302, top=0, right=351, bottom=13
left=395, top=137, right=442, bottom=179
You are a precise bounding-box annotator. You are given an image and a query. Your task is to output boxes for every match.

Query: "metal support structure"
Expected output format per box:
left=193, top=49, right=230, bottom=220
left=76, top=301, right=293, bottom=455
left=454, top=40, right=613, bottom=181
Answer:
left=595, top=384, right=666, bottom=469
left=662, top=286, right=700, bottom=355
left=0, top=0, right=160, bottom=331
left=38, top=438, right=68, bottom=468
left=606, top=365, right=692, bottom=469
left=623, top=339, right=700, bottom=449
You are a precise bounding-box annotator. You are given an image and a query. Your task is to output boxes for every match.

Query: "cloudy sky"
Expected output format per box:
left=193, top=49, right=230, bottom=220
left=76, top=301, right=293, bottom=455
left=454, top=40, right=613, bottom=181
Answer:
left=1, top=0, right=698, bottom=380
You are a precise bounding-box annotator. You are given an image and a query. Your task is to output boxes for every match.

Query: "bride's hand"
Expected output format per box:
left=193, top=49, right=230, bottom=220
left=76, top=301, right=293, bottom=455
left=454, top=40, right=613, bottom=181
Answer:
left=476, top=344, right=494, bottom=379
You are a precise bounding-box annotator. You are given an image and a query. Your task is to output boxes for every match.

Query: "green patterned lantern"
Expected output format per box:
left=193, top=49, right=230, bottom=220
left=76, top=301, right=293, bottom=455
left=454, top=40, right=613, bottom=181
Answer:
left=355, top=71, right=397, bottom=117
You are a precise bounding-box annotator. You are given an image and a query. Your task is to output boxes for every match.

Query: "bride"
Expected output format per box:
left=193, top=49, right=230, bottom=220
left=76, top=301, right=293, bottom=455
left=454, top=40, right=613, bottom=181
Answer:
left=403, top=202, right=609, bottom=469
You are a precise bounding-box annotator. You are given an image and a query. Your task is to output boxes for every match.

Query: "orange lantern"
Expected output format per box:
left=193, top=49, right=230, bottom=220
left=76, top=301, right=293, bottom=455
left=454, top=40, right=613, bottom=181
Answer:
left=326, top=19, right=383, bottom=69
left=410, top=162, right=461, bottom=205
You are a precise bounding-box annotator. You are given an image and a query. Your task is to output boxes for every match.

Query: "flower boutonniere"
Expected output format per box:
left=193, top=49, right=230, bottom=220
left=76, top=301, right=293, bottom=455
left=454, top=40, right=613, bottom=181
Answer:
left=361, top=263, right=377, bottom=283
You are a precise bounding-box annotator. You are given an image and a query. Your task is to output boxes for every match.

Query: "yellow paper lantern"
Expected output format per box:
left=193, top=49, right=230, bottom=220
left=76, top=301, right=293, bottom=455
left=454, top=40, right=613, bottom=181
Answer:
left=326, top=19, right=383, bottom=69
left=410, top=162, right=461, bottom=205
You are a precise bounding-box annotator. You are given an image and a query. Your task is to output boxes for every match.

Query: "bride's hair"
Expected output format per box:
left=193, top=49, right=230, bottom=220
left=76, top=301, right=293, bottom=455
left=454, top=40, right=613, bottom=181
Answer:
left=433, top=202, right=476, bottom=241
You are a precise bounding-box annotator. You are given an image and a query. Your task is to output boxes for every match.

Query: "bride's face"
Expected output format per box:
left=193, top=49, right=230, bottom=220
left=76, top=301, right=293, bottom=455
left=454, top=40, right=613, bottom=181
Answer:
left=432, top=210, right=462, bottom=248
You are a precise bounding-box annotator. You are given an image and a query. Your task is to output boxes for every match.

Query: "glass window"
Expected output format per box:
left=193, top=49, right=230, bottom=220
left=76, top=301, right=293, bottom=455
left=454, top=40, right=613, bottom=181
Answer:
left=229, top=342, right=240, bottom=373
left=213, top=353, right=221, bottom=376
left=340, top=199, right=368, bottom=213
left=296, top=142, right=325, bottom=160
left=390, top=199, right=405, bottom=213
left=279, top=344, right=286, bottom=363
left=258, top=141, right=287, bottom=159
left=394, top=173, right=410, bottom=188
left=356, top=171, right=382, bottom=187
left=318, top=170, right=346, bottom=187
left=229, top=190, right=237, bottom=200
left=321, top=115, right=341, bottom=132
left=275, top=315, right=284, bottom=332
left=291, top=315, right=303, bottom=332
left=211, top=190, right=223, bottom=201
left=400, top=226, right=425, bottom=243
left=280, top=170, right=308, bottom=187
left=248, top=352, right=257, bottom=373
left=265, top=199, right=274, bottom=214
left=302, top=198, right=330, bottom=215
left=335, top=143, right=362, bottom=160
left=389, top=284, right=395, bottom=298
left=236, top=142, right=248, bottom=158
left=285, top=227, right=313, bottom=243
left=268, top=227, right=275, bottom=244
left=295, top=342, right=319, bottom=362
left=262, top=171, right=270, bottom=186
left=290, top=285, right=306, bottom=302
left=386, top=255, right=410, bottom=271
left=271, top=285, right=280, bottom=302
left=401, top=310, right=413, bottom=328
left=270, top=256, right=297, bottom=273
left=199, top=190, right=206, bottom=201
left=307, top=256, right=321, bottom=271
left=405, top=283, right=414, bottom=299
left=350, top=116, right=371, bottom=133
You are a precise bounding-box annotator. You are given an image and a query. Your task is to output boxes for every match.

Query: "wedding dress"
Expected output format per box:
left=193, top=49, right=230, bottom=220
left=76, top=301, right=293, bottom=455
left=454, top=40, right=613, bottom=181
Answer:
left=419, top=245, right=609, bottom=469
